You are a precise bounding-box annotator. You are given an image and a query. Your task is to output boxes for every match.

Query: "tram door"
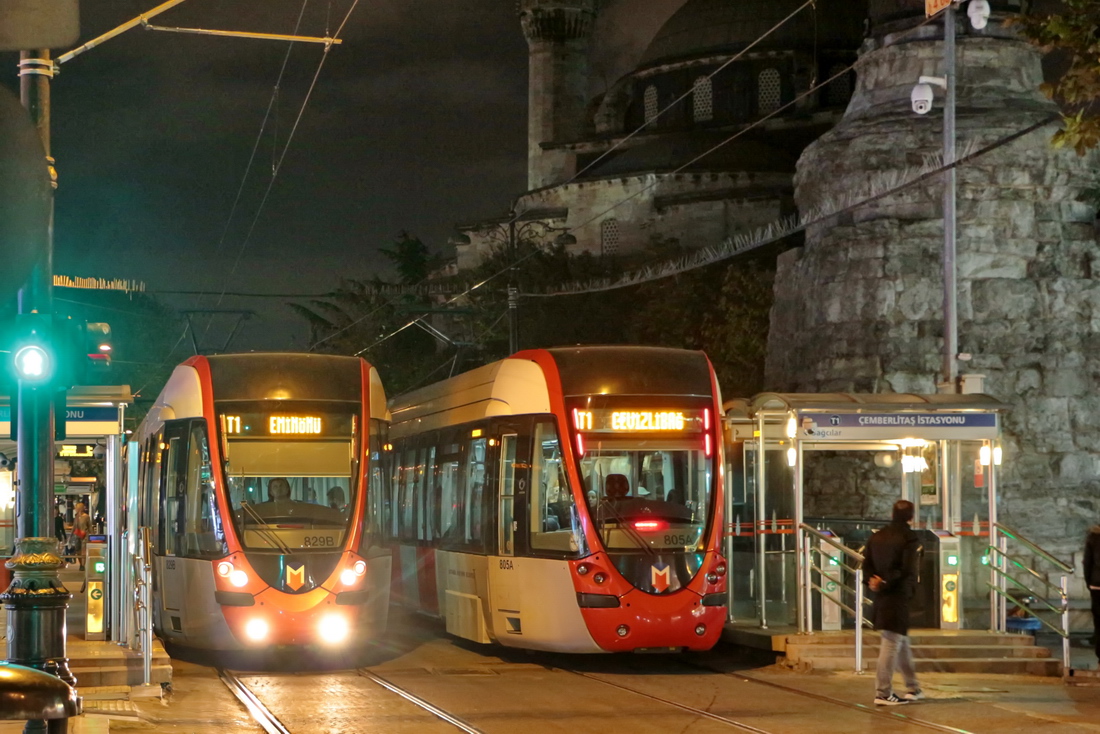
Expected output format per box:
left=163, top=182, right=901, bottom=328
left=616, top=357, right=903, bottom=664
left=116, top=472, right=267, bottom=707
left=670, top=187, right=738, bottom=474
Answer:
left=489, top=421, right=531, bottom=638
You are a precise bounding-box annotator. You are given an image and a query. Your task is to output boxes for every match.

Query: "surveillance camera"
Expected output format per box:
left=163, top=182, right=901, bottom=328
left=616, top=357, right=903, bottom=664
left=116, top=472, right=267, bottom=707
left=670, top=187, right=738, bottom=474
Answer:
left=911, top=82, right=934, bottom=114
left=968, top=0, right=991, bottom=30
left=93, top=445, right=106, bottom=460
left=0, top=453, right=9, bottom=469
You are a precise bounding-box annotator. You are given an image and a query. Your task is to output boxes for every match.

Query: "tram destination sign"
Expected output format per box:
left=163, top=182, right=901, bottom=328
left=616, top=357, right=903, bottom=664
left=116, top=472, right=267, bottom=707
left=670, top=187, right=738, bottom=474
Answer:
left=571, top=407, right=705, bottom=433
left=797, top=412, right=998, bottom=441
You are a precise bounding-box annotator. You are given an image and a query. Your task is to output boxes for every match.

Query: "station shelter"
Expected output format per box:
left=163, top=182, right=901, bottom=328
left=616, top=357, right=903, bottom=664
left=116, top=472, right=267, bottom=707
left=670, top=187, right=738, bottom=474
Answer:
left=0, top=385, right=133, bottom=642
left=723, top=392, right=1008, bottom=636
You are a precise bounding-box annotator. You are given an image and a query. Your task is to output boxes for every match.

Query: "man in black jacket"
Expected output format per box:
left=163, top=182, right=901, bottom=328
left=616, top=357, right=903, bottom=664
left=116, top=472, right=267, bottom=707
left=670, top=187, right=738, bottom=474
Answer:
left=1084, top=525, right=1100, bottom=664
left=864, top=499, right=921, bottom=705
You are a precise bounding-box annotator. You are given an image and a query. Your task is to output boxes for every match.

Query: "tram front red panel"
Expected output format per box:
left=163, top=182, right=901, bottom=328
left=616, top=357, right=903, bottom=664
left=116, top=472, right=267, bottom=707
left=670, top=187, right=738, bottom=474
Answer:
left=578, top=590, right=724, bottom=651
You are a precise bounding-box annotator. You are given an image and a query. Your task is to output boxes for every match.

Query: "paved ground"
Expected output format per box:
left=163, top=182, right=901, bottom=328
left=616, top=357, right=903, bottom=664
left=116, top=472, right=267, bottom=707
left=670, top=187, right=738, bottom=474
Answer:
left=1, top=603, right=1099, bottom=732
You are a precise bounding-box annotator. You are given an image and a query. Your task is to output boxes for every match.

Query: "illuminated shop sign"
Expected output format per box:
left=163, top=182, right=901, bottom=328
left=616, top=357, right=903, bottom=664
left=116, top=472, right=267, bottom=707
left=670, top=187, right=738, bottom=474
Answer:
left=572, top=408, right=701, bottom=433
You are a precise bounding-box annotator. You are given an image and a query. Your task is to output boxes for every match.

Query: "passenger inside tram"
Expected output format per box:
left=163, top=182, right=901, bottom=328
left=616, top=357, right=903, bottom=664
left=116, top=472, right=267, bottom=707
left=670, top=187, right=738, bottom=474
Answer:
left=266, top=477, right=292, bottom=502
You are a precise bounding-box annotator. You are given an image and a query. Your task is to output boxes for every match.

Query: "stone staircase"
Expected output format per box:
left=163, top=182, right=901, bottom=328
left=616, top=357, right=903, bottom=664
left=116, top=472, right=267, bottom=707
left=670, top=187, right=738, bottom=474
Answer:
left=67, top=638, right=173, bottom=688
left=780, top=629, right=1061, bottom=676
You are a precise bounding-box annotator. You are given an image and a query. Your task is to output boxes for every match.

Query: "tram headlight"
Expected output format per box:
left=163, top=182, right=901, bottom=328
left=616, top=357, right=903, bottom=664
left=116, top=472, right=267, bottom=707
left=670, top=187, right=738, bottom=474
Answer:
left=714, top=563, right=727, bottom=576
left=245, top=618, right=269, bottom=642
left=229, top=569, right=249, bottom=588
left=216, top=561, right=233, bottom=577
left=593, top=572, right=607, bottom=585
left=340, top=568, right=358, bottom=586
left=577, top=563, right=591, bottom=576
left=318, top=614, right=350, bottom=645
left=616, top=624, right=630, bottom=637
left=695, top=623, right=707, bottom=636
left=353, top=560, right=367, bottom=576
left=706, top=573, right=719, bottom=583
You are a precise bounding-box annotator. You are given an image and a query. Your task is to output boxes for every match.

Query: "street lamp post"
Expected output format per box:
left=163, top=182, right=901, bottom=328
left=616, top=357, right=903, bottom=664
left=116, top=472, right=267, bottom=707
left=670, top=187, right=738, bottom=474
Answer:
left=5, top=7, right=344, bottom=720
left=913, top=0, right=988, bottom=391
left=455, top=211, right=576, bottom=354
left=942, top=1, right=959, bottom=392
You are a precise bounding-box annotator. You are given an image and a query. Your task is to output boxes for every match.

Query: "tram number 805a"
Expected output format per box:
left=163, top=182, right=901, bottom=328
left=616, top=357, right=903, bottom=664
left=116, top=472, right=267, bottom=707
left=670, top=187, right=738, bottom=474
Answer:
left=664, top=534, right=695, bottom=547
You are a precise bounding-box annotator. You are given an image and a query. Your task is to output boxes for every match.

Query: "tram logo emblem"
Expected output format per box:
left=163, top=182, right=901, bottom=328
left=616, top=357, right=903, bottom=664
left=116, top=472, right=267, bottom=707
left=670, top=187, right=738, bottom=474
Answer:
left=286, top=564, right=306, bottom=591
left=651, top=563, right=671, bottom=593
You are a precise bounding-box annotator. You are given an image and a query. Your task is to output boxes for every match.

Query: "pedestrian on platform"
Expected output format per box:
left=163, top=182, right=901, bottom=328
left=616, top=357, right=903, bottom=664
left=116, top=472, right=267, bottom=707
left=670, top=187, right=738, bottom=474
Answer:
left=1084, top=525, right=1100, bottom=665
left=54, top=506, right=67, bottom=547
left=71, top=502, right=92, bottom=571
left=864, top=498, right=922, bottom=706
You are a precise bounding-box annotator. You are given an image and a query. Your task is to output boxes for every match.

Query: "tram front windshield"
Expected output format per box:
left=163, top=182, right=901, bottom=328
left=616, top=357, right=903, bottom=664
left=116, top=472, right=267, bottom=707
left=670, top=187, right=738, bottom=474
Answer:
left=218, top=406, right=360, bottom=552
left=578, top=440, right=712, bottom=551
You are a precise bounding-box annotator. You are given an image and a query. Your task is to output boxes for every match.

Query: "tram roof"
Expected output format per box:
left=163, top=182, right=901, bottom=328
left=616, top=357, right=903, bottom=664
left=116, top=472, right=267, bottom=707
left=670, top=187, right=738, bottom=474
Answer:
left=723, top=392, right=1010, bottom=419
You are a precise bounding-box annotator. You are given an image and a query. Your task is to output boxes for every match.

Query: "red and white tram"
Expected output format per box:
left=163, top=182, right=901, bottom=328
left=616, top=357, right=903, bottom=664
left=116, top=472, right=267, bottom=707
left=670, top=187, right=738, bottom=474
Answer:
left=383, top=346, right=727, bottom=652
left=129, top=353, right=391, bottom=653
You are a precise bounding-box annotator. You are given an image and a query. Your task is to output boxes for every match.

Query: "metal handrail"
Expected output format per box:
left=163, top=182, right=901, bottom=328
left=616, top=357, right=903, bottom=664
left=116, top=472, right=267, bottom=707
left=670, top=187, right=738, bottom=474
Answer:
left=992, top=522, right=1073, bottom=573
left=802, top=524, right=865, bottom=565
left=988, top=523, right=1073, bottom=672
left=989, top=546, right=1067, bottom=597
left=799, top=523, right=869, bottom=673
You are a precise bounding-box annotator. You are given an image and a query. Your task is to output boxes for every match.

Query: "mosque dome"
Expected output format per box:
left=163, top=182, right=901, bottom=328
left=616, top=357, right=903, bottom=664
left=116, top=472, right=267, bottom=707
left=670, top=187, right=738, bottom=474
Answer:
left=639, top=0, right=867, bottom=68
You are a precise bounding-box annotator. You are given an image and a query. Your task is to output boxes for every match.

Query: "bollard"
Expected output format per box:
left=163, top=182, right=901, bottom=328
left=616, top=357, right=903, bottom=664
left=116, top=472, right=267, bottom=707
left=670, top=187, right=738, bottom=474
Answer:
left=0, top=660, right=81, bottom=733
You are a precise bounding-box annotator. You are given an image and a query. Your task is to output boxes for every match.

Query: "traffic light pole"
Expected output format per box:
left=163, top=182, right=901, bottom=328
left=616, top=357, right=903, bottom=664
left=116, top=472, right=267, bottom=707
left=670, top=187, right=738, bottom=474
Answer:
left=4, top=49, right=74, bottom=734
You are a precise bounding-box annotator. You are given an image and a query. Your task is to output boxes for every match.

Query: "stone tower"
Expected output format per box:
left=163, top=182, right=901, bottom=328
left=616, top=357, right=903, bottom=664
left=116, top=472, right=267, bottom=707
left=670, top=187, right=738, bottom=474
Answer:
left=518, top=0, right=598, bottom=189
left=766, top=0, right=1100, bottom=557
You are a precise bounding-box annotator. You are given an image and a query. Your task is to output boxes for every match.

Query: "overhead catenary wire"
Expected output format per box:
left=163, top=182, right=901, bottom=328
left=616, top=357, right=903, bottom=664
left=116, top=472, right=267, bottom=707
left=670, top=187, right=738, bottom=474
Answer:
left=197, top=0, right=360, bottom=349
left=310, top=0, right=817, bottom=353
left=220, top=0, right=361, bottom=293
left=196, top=0, right=312, bottom=310
left=349, top=7, right=963, bottom=354
left=524, top=114, right=1060, bottom=297
left=350, top=47, right=864, bottom=354
left=565, top=0, right=815, bottom=185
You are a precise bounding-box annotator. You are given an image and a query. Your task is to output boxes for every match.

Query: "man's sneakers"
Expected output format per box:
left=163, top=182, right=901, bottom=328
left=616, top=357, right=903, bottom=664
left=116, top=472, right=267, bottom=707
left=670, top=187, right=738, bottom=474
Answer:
left=874, top=693, right=909, bottom=706
left=902, top=690, right=924, bottom=701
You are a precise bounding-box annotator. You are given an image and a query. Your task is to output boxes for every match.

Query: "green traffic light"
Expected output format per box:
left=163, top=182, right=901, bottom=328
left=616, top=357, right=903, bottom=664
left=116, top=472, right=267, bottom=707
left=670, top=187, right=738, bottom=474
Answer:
left=14, top=344, right=51, bottom=381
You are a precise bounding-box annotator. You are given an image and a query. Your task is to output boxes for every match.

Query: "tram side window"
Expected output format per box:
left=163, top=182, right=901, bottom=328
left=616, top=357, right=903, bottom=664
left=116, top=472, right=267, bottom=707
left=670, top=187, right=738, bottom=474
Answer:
left=142, top=435, right=160, bottom=532
left=529, top=421, right=584, bottom=554
left=160, top=424, right=188, bottom=556
left=397, top=446, right=419, bottom=541
left=464, top=436, right=487, bottom=549
left=366, top=421, right=387, bottom=544
left=418, top=445, right=436, bottom=542
left=437, top=443, right=462, bottom=542
left=183, top=422, right=226, bottom=558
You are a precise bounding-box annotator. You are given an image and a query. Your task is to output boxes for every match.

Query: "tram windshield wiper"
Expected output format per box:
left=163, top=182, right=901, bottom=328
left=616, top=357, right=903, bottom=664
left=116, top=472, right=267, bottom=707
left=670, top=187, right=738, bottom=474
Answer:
left=238, top=500, right=293, bottom=555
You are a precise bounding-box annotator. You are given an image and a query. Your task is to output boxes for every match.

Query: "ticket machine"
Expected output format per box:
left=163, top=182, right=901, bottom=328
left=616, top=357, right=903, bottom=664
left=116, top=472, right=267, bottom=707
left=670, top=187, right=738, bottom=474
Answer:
left=816, top=532, right=844, bottom=631
left=85, top=535, right=107, bottom=640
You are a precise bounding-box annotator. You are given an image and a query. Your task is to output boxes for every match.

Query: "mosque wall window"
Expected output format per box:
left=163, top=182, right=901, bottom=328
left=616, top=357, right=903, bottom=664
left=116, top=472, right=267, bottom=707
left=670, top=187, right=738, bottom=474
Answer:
left=644, top=85, right=659, bottom=125
left=757, top=68, right=781, bottom=114
left=600, top=218, right=620, bottom=255
left=692, top=76, right=713, bottom=122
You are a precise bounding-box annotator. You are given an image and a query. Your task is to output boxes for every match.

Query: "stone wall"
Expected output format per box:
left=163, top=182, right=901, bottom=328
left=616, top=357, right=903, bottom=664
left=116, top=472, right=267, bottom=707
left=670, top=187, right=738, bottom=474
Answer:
left=767, top=32, right=1100, bottom=567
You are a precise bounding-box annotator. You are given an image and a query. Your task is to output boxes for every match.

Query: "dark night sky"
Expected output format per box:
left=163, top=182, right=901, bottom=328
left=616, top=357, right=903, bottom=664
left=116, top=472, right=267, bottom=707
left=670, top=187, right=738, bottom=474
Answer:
left=3, top=0, right=683, bottom=354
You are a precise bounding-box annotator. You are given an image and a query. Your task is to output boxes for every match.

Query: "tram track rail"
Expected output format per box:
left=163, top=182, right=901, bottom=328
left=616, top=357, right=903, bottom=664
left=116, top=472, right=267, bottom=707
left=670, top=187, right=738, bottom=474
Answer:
left=220, top=666, right=485, bottom=734
left=565, top=668, right=774, bottom=733
left=357, top=668, right=486, bottom=733
left=557, top=657, right=974, bottom=734
left=218, top=670, right=293, bottom=734
left=681, top=659, right=975, bottom=734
